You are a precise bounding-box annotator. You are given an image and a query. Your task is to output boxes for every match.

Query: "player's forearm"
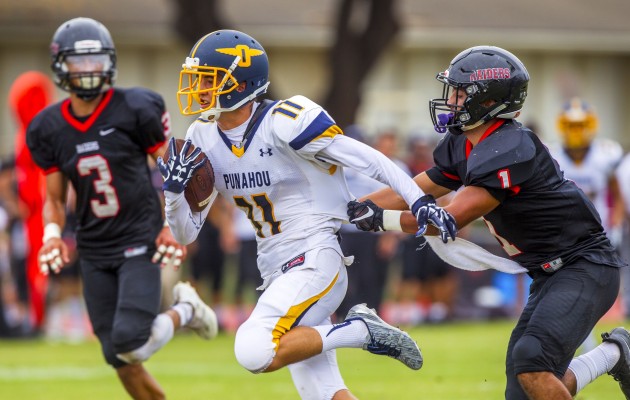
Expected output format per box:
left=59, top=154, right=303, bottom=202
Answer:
left=360, top=187, right=407, bottom=210
left=387, top=210, right=441, bottom=235
left=164, top=189, right=215, bottom=245
left=321, top=135, right=424, bottom=207
left=42, top=199, right=66, bottom=231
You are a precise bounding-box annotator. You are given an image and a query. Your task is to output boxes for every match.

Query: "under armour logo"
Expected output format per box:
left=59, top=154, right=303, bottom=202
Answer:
left=259, top=148, right=273, bottom=157
left=173, top=165, right=186, bottom=182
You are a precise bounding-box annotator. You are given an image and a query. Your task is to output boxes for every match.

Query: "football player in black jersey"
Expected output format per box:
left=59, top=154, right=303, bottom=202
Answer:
left=348, top=46, right=629, bottom=400
left=26, top=17, right=218, bottom=399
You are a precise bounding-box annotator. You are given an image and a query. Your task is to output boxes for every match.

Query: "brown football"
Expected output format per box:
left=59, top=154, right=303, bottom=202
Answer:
left=164, top=138, right=215, bottom=212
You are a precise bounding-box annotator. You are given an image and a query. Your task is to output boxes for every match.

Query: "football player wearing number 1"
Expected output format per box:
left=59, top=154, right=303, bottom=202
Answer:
left=159, top=30, right=455, bottom=400
left=347, top=46, right=629, bottom=400
left=26, top=18, right=217, bottom=400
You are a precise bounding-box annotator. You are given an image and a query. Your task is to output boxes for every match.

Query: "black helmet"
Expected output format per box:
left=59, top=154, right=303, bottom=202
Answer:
left=429, top=46, right=529, bottom=134
left=50, top=17, right=117, bottom=100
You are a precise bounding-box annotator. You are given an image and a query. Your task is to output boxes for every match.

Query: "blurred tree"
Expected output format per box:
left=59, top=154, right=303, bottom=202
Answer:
left=172, top=0, right=400, bottom=127
left=323, top=0, right=400, bottom=128
left=173, top=0, right=228, bottom=46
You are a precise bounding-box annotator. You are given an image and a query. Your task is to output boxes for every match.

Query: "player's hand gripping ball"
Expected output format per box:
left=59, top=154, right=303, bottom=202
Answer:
left=157, top=137, right=215, bottom=212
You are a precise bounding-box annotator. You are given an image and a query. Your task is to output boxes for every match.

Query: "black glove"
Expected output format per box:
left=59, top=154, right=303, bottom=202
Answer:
left=157, top=137, right=205, bottom=194
left=411, top=194, right=457, bottom=243
left=347, top=199, right=384, bottom=232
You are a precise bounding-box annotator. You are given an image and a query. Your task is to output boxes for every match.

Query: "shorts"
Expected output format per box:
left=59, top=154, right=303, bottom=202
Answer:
left=504, top=258, right=620, bottom=399
left=80, top=254, right=161, bottom=368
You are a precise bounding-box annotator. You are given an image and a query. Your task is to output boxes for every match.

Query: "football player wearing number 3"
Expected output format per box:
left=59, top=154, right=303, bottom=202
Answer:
left=348, top=46, right=629, bottom=400
left=26, top=18, right=218, bottom=400
left=160, top=30, right=455, bottom=400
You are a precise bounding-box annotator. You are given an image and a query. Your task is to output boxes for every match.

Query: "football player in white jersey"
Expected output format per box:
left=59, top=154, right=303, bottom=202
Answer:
left=548, top=98, right=625, bottom=354
left=157, top=30, right=457, bottom=400
left=549, top=98, right=625, bottom=245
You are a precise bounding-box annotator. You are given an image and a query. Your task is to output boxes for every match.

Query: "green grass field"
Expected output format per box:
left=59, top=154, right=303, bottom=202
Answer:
left=0, top=319, right=623, bottom=399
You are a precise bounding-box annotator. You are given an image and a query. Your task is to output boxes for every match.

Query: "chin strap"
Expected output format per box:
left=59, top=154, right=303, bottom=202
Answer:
left=201, top=81, right=270, bottom=121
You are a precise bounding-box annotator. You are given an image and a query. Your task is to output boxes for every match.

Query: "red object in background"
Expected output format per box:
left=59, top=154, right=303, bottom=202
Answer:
left=8, top=71, right=55, bottom=330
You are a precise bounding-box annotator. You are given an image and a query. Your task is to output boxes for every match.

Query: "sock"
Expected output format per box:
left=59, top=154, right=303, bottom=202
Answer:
left=313, top=319, right=369, bottom=353
left=172, top=302, right=194, bottom=326
left=568, top=342, right=620, bottom=393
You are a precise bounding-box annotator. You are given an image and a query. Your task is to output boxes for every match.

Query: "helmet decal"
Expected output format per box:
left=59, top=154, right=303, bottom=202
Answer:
left=469, top=68, right=511, bottom=82
left=215, top=45, right=264, bottom=68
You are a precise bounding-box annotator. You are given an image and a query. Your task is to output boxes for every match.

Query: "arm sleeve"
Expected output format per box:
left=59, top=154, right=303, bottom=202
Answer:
left=163, top=189, right=217, bottom=245
left=317, top=134, right=425, bottom=207
left=26, top=113, right=58, bottom=173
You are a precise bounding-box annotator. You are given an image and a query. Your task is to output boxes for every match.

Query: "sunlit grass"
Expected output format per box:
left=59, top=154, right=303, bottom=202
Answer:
left=0, top=319, right=622, bottom=399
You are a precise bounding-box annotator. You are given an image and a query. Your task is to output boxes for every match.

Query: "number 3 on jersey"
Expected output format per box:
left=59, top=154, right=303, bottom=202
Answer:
left=234, top=194, right=281, bottom=238
left=77, top=155, right=120, bottom=218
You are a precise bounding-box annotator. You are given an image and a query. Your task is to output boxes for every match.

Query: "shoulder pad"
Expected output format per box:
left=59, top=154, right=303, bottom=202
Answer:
left=123, top=87, right=164, bottom=109
left=270, top=95, right=341, bottom=151
left=594, top=138, right=623, bottom=163
left=466, top=126, right=537, bottom=189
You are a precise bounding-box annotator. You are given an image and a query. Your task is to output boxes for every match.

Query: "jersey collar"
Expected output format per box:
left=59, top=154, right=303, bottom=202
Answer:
left=217, top=100, right=277, bottom=157
left=61, top=89, right=114, bottom=133
left=465, top=119, right=507, bottom=159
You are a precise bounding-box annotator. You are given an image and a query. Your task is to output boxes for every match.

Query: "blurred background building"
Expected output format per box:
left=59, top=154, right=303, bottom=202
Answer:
left=1, top=0, right=630, bottom=154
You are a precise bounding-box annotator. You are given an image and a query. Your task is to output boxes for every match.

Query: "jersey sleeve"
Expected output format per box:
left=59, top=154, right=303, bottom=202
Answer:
left=125, top=88, right=169, bottom=154
left=164, top=189, right=216, bottom=245
left=272, top=95, right=342, bottom=159
left=25, top=110, right=58, bottom=174
left=317, top=134, right=425, bottom=207
left=466, top=130, right=537, bottom=190
left=425, top=134, right=464, bottom=191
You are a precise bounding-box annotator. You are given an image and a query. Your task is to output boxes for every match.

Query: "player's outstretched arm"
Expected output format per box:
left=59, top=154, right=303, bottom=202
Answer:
left=39, top=172, right=70, bottom=275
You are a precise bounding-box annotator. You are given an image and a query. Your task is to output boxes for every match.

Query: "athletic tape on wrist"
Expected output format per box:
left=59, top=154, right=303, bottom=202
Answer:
left=43, top=223, right=62, bottom=242
left=383, top=210, right=403, bottom=232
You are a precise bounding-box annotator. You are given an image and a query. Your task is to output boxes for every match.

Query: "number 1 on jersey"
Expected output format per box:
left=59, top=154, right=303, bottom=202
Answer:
left=498, top=169, right=511, bottom=189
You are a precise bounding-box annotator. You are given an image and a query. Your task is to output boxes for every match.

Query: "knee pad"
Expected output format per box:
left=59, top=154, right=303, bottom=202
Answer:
left=116, top=314, right=174, bottom=364
left=512, top=335, right=544, bottom=371
left=111, top=325, right=146, bottom=357
left=234, top=321, right=275, bottom=373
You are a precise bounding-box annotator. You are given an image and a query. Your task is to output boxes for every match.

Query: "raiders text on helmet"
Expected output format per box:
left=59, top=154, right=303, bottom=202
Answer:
left=50, top=17, right=117, bottom=101
left=177, top=30, right=270, bottom=121
left=429, top=46, right=529, bottom=134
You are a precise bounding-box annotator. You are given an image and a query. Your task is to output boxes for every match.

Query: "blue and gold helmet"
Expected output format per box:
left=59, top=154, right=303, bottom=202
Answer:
left=557, top=98, right=598, bottom=149
left=177, top=30, right=270, bottom=120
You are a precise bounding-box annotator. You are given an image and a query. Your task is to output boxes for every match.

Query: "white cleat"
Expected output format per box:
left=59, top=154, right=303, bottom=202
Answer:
left=173, top=281, right=218, bottom=340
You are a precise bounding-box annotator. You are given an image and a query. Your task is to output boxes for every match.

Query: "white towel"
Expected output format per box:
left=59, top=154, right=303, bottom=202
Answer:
left=425, top=236, right=526, bottom=274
